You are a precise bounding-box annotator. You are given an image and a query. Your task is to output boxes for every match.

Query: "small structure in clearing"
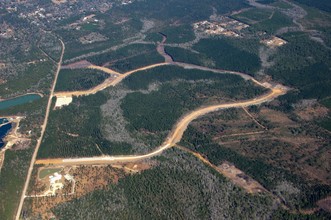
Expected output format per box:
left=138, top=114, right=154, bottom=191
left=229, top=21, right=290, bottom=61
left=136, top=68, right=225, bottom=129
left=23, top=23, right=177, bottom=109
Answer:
left=218, top=161, right=267, bottom=193
left=193, top=17, right=249, bottom=37
left=261, top=36, right=287, bottom=48
left=55, top=96, right=73, bottom=108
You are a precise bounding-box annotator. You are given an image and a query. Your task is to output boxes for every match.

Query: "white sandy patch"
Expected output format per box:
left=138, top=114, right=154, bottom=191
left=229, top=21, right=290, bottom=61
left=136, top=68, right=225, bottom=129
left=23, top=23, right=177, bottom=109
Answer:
left=55, top=96, right=73, bottom=108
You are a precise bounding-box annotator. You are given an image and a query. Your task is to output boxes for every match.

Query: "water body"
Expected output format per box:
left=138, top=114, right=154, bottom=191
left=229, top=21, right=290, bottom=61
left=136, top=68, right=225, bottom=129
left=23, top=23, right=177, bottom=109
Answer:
left=0, top=123, right=12, bottom=149
left=0, top=118, right=8, bottom=124
left=0, top=94, right=41, bottom=110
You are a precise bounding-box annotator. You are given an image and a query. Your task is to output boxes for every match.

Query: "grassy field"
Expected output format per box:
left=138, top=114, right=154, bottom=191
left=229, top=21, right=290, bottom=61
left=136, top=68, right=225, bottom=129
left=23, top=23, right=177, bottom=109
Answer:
left=38, top=168, right=62, bottom=179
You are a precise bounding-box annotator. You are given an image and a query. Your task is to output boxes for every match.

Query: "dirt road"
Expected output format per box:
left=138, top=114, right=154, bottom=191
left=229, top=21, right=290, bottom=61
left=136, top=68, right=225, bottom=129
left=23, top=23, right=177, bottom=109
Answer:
left=87, top=65, right=122, bottom=76
left=15, top=39, right=65, bottom=220
left=36, top=35, right=288, bottom=166
left=35, top=85, right=286, bottom=166
left=54, top=62, right=169, bottom=97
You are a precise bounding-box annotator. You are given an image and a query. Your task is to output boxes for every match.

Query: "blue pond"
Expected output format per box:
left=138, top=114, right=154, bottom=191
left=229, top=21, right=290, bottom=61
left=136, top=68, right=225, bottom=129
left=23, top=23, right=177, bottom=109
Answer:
left=0, top=123, right=12, bottom=149
left=0, top=94, right=41, bottom=110
left=0, top=118, right=9, bottom=124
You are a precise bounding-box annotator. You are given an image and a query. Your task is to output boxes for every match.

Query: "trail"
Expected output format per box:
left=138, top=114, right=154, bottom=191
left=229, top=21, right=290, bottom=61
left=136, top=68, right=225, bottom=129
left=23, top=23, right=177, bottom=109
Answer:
left=87, top=65, right=122, bottom=76
left=36, top=33, right=288, bottom=166
left=15, top=39, right=65, bottom=220
left=35, top=85, right=286, bottom=166
left=54, top=62, right=169, bottom=97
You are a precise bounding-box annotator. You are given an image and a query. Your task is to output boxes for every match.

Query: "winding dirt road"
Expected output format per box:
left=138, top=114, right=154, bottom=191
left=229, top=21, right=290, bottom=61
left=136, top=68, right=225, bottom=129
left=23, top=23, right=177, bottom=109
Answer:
left=87, top=65, right=122, bottom=76
left=54, top=62, right=169, bottom=97
left=19, top=33, right=288, bottom=219
left=35, top=85, right=286, bottom=166
left=35, top=34, right=288, bottom=167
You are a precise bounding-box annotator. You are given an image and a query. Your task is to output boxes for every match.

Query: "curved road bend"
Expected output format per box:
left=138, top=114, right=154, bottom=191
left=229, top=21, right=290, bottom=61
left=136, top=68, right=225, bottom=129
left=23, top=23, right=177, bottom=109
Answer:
left=15, top=40, right=65, bottom=220
left=35, top=86, right=286, bottom=166
left=54, top=62, right=170, bottom=98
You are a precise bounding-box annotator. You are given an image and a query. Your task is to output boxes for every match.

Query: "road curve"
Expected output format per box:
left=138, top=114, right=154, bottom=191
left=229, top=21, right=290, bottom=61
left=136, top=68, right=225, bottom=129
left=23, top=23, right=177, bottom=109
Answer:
left=54, top=62, right=169, bottom=98
left=35, top=85, right=287, bottom=166
left=15, top=39, right=65, bottom=220
left=87, top=65, right=122, bottom=76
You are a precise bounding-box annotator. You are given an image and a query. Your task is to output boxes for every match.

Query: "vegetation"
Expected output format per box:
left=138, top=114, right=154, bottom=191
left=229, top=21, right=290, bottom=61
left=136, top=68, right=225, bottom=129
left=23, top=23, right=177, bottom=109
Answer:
left=118, top=0, right=248, bottom=22
left=268, top=33, right=331, bottom=102
left=38, top=93, right=107, bottom=158
left=232, top=8, right=274, bottom=24
left=0, top=60, right=55, bottom=97
left=59, top=15, right=143, bottom=61
left=87, top=44, right=164, bottom=72
left=39, top=65, right=266, bottom=158
left=180, top=120, right=331, bottom=210
left=161, top=25, right=195, bottom=43
left=0, top=148, right=34, bottom=219
left=271, top=209, right=331, bottom=219
left=248, top=11, right=293, bottom=34
left=193, top=39, right=261, bottom=74
left=166, top=38, right=261, bottom=75
left=294, top=0, right=331, bottom=12
left=121, top=66, right=266, bottom=133
left=53, top=149, right=275, bottom=219
left=38, top=168, right=62, bottom=179
left=55, top=69, right=109, bottom=91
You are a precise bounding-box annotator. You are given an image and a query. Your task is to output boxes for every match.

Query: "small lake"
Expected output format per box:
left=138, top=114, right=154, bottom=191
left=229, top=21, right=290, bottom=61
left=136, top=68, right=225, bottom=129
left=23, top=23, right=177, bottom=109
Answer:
left=0, top=123, right=12, bottom=149
left=0, top=118, right=8, bottom=124
left=0, top=94, right=42, bottom=110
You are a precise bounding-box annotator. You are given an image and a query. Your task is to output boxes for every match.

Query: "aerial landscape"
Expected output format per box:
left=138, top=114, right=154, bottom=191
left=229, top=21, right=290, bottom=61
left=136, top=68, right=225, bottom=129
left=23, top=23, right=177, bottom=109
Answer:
left=0, top=0, right=331, bottom=219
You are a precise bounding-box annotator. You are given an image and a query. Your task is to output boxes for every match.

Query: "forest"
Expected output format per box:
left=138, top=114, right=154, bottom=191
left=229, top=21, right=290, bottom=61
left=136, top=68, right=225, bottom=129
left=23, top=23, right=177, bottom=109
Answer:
left=166, top=38, right=261, bottom=75
left=55, top=69, right=109, bottom=91
left=52, top=148, right=277, bottom=219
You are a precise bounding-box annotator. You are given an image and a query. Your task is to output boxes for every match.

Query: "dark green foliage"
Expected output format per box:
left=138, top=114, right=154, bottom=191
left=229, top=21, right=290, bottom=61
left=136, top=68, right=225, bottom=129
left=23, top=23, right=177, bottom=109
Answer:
left=108, top=51, right=164, bottom=73
left=294, top=0, right=331, bottom=12
left=121, top=66, right=266, bottom=133
left=87, top=44, right=163, bottom=71
left=0, top=60, right=55, bottom=97
left=53, top=149, right=274, bottom=219
left=99, top=141, right=133, bottom=155
left=257, top=0, right=277, bottom=4
left=180, top=126, right=331, bottom=209
left=165, top=47, right=203, bottom=66
left=232, top=8, right=274, bottom=24
left=60, top=17, right=143, bottom=61
left=249, top=11, right=293, bottom=34
left=268, top=34, right=331, bottom=102
left=145, top=33, right=163, bottom=42
left=321, top=98, right=331, bottom=109
left=0, top=148, right=34, bottom=219
left=271, top=209, right=331, bottom=220
left=38, top=92, right=109, bottom=158
left=193, top=39, right=261, bottom=74
left=166, top=39, right=261, bottom=75
left=55, top=69, right=109, bottom=91
left=161, top=25, right=195, bottom=43
left=318, top=117, right=331, bottom=131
